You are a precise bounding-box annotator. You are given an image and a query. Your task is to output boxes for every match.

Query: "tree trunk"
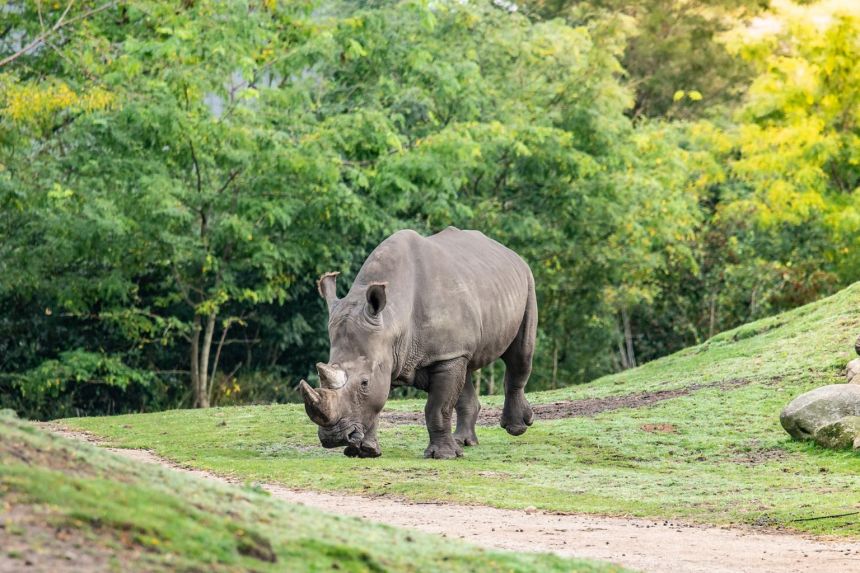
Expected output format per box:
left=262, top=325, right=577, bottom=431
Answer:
left=488, top=362, right=495, bottom=395
left=190, top=313, right=217, bottom=408
left=208, top=319, right=232, bottom=406
left=620, top=308, right=636, bottom=369
left=618, top=337, right=629, bottom=370
left=190, top=315, right=202, bottom=407
left=197, top=312, right=217, bottom=408
left=750, top=285, right=758, bottom=318
left=551, top=340, right=559, bottom=389
left=708, top=295, right=717, bottom=339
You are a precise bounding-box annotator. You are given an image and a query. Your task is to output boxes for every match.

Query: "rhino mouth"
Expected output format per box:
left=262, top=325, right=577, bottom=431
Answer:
left=318, top=420, right=364, bottom=448
left=318, top=421, right=380, bottom=457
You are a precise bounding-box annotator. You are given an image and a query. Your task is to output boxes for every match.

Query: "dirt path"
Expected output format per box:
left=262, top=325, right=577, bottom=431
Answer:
left=46, top=426, right=860, bottom=573
left=381, top=378, right=751, bottom=425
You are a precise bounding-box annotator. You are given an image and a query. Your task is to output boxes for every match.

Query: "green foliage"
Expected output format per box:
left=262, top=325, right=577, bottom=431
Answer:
left=634, top=7, right=860, bottom=364
left=2, top=0, right=860, bottom=417
left=9, top=350, right=155, bottom=418
left=525, top=0, right=766, bottom=118
left=730, top=9, right=860, bottom=280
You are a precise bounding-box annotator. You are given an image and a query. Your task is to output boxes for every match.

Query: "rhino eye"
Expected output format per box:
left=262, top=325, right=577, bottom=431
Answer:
left=360, top=378, right=369, bottom=387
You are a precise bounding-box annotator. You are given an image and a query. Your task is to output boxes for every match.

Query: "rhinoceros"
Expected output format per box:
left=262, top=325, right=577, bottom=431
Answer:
left=298, top=227, right=537, bottom=459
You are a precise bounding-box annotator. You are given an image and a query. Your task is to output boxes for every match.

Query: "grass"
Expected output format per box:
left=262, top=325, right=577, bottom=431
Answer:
left=65, top=283, right=860, bottom=537
left=0, top=413, right=622, bottom=572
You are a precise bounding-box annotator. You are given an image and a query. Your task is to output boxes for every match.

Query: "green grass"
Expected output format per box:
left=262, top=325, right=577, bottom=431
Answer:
left=65, top=283, right=860, bottom=537
left=0, top=414, right=621, bottom=573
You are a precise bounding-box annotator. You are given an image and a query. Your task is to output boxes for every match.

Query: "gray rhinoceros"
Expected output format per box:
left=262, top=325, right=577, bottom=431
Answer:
left=298, top=227, right=537, bottom=459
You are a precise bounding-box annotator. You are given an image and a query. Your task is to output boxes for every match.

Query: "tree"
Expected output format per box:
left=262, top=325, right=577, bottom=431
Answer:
left=1, top=0, right=375, bottom=409
left=524, top=0, right=767, bottom=118
left=619, top=7, right=860, bottom=364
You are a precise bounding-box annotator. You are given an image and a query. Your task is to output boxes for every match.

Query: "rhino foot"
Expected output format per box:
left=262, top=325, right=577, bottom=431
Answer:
left=501, top=394, right=534, bottom=437
left=424, top=441, right=463, bottom=459
left=344, top=441, right=382, bottom=458
left=453, top=430, right=479, bottom=447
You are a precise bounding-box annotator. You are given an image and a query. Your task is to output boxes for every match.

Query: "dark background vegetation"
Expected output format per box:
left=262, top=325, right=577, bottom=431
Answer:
left=1, top=0, right=858, bottom=419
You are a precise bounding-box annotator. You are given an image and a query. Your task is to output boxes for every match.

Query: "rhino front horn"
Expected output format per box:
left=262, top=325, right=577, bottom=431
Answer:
left=298, top=379, right=336, bottom=427
left=298, top=379, right=320, bottom=405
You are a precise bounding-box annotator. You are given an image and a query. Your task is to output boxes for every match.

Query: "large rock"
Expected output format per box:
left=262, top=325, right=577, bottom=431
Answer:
left=815, top=416, right=860, bottom=449
left=848, top=358, right=860, bottom=384
left=780, top=384, right=860, bottom=450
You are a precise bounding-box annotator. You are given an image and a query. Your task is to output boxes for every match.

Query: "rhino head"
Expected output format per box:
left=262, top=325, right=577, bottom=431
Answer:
left=298, top=272, right=393, bottom=458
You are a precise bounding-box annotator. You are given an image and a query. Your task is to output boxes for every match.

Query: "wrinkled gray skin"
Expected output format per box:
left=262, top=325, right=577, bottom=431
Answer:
left=298, top=227, right=536, bottom=459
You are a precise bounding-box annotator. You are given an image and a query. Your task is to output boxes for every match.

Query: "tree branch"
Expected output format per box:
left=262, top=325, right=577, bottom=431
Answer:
left=0, top=0, right=119, bottom=68
left=217, top=169, right=242, bottom=195
left=187, top=138, right=203, bottom=195
left=172, top=262, right=196, bottom=307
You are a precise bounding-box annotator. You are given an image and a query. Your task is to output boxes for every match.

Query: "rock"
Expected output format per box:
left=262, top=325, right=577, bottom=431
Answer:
left=815, top=416, right=860, bottom=450
left=781, top=385, right=860, bottom=450
left=524, top=505, right=538, bottom=514
left=848, top=358, right=860, bottom=384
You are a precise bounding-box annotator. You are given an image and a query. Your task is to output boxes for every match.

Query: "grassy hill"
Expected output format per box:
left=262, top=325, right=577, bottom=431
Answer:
left=0, top=413, right=620, bottom=572
left=64, top=283, right=860, bottom=537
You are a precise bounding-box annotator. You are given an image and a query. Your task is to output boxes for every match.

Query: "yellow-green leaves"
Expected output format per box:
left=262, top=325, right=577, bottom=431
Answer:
left=2, top=79, right=115, bottom=133
left=673, top=89, right=703, bottom=102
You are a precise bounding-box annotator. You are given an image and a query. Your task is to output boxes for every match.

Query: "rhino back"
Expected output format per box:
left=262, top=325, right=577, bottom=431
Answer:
left=354, top=227, right=532, bottom=371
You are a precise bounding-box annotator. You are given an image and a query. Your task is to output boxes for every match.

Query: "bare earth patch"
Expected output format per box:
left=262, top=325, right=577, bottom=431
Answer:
left=381, top=378, right=751, bottom=426
left=47, top=426, right=860, bottom=573
left=640, top=423, right=677, bottom=434
left=729, top=447, right=792, bottom=466
left=0, top=438, right=94, bottom=478
left=0, top=502, right=150, bottom=573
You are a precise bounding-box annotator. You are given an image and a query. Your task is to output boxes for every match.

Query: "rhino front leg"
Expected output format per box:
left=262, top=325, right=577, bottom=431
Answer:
left=453, top=370, right=480, bottom=447
left=423, top=359, right=467, bottom=459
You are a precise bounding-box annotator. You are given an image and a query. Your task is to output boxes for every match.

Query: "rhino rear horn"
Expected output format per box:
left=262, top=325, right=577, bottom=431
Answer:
left=316, top=362, right=347, bottom=389
left=317, top=272, right=340, bottom=311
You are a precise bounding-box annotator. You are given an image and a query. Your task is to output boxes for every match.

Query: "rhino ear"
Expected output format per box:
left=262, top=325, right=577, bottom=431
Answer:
left=365, top=282, right=387, bottom=317
left=317, top=272, right=340, bottom=311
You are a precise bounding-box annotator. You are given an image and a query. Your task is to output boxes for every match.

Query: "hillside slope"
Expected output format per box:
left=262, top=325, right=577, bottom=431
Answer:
left=0, top=414, right=620, bottom=572
left=66, top=283, right=860, bottom=536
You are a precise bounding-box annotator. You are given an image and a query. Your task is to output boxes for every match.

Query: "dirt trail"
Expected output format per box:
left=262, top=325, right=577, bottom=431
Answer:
left=47, top=426, right=860, bottom=573
left=381, top=378, right=751, bottom=425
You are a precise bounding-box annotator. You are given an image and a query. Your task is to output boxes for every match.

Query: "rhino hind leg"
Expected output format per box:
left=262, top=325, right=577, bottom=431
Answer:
left=454, top=371, right=481, bottom=447
left=500, top=278, right=536, bottom=437
left=423, top=359, right=467, bottom=459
